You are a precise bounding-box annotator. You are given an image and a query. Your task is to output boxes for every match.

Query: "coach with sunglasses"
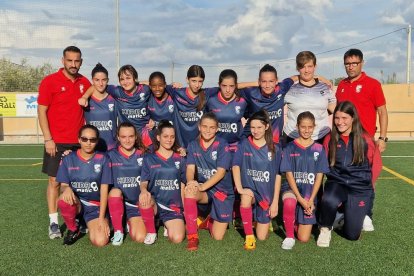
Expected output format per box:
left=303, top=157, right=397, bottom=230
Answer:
left=37, top=46, right=91, bottom=240
left=335, top=48, right=388, bottom=233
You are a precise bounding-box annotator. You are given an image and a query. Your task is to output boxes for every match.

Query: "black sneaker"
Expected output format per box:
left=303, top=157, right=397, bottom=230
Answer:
left=63, top=229, right=80, bottom=246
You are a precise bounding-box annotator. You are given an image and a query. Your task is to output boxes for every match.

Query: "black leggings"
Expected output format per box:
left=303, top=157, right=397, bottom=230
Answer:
left=319, top=182, right=373, bottom=240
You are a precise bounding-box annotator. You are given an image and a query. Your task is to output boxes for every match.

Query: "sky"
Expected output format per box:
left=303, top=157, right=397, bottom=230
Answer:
left=0, top=0, right=413, bottom=86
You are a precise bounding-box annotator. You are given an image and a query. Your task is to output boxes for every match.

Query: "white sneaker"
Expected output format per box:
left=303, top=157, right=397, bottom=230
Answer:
left=333, top=212, right=345, bottom=230
left=317, top=227, right=332, bottom=248
left=144, top=233, right=157, bottom=245
left=111, top=230, right=124, bottom=246
left=281, top=238, right=295, bottom=250
left=362, top=215, right=374, bottom=232
left=163, top=227, right=168, bottom=237
left=48, top=223, right=62, bottom=239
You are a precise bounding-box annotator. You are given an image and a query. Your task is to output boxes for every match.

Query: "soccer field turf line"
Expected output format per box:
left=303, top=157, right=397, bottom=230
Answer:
left=382, top=165, right=414, bottom=186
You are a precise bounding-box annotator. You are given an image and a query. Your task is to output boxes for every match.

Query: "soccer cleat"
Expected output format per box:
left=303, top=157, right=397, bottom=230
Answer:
left=196, top=216, right=204, bottom=227
left=144, top=233, right=157, bottom=245
left=198, top=215, right=211, bottom=230
left=281, top=238, right=296, bottom=250
left=186, top=234, right=199, bottom=251
left=49, top=223, right=62, bottom=239
left=244, top=235, right=256, bottom=251
left=163, top=227, right=168, bottom=237
left=333, top=212, right=345, bottom=230
left=362, top=215, right=374, bottom=232
left=111, top=230, right=124, bottom=246
left=63, top=229, right=80, bottom=246
left=317, top=227, right=332, bottom=248
left=233, top=218, right=243, bottom=230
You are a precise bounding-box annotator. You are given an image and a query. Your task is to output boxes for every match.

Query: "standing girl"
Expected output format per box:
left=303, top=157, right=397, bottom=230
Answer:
left=184, top=112, right=234, bottom=251
left=317, top=101, right=382, bottom=247
left=280, top=111, right=329, bottom=250
left=107, top=122, right=148, bottom=246
left=232, top=110, right=282, bottom=250
left=56, top=125, right=111, bottom=247
left=139, top=121, right=186, bottom=244
left=84, top=63, right=117, bottom=151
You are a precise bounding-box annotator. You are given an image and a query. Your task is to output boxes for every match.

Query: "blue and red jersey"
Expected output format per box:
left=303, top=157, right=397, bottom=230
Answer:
left=186, top=137, right=234, bottom=195
left=56, top=150, right=112, bottom=202
left=167, top=86, right=215, bottom=148
left=280, top=140, right=329, bottom=199
left=141, top=152, right=186, bottom=214
left=107, top=147, right=145, bottom=204
left=233, top=137, right=282, bottom=208
left=147, top=94, right=175, bottom=138
left=206, top=89, right=248, bottom=145
left=240, top=78, right=293, bottom=143
left=84, top=95, right=117, bottom=151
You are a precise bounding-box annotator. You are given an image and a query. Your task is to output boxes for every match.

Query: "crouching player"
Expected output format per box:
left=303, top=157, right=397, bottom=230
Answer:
left=139, top=121, right=186, bottom=244
left=280, top=112, right=329, bottom=250
left=232, top=110, right=282, bottom=250
left=107, top=122, right=148, bottom=245
left=184, top=112, right=234, bottom=251
left=57, top=125, right=111, bottom=246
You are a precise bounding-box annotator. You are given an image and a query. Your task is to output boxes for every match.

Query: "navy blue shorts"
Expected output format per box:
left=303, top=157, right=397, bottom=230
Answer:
left=156, top=202, right=184, bottom=223
left=206, top=190, right=234, bottom=223
left=252, top=190, right=272, bottom=224
left=281, top=183, right=317, bottom=225
left=79, top=199, right=102, bottom=223
left=125, top=201, right=141, bottom=220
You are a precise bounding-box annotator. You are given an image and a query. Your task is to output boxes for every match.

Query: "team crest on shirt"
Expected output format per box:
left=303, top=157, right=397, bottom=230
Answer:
left=277, top=94, right=282, bottom=101
left=314, top=152, right=319, bottom=161
left=61, top=87, right=66, bottom=92
left=137, top=158, right=143, bottom=166
left=175, top=161, right=180, bottom=169
left=268, top=152, right=272, bottom=161
left=108, top=104, right=114, bottom=112
left=356, top=85, right=362, bottom=93
left=139, top=92, right=145, bottom=101
left=79, top=84, right=84, bottom=94
left=211, top=151, right=217, bottom=161
left=235, top=106, right=241, bottom=114
left=168, top=105, right=174, bottom=113
left=94, top=164, right=101, bottom=173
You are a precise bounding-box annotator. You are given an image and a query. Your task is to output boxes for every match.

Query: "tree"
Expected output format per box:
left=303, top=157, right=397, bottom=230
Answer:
left=0, top=58, right=56, bottom=92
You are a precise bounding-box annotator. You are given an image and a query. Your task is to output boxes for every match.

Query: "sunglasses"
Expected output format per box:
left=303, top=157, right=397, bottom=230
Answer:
left=80, top=137, right=98, bottom=143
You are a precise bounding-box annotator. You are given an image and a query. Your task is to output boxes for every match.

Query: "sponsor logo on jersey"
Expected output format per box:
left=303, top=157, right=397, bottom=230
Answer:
left=94, top=164, right=101, bottom=173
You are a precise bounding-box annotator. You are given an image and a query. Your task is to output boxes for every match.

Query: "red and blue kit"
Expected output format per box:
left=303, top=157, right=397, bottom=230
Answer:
left=336, top=72, right=386, bottom=137
left=233, top=137, right=282, bottom=223
left=147, top=94, right=175, bottom=138
left=240, top=79, right=293, bottom=143
left=38, top=68, right=91, bottom=143
left=56, top=150, right=112, bottom=222
left=107, top=147, right=145, bottom=219
left=166, top=87, right=215, bottom=148
left=106, top=84, right=151, bottom=145
left=141, top=152, right=186, bottom=222
left=187, top=137, right=235, bottom=223
left=280, top=141, right=329, bottom=224
left=206, top=89, right=248, bottom=146
left=84, top=95, right=117, bottom=151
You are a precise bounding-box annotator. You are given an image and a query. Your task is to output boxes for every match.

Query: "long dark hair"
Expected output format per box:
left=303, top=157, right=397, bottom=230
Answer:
left=329, top=101, right=367, bottom=166
left=187, top=65, right=206, bottom=111
left=154, top=120, right=180, bottom=152
left=218, top=69, right=240, bottom=101
left=249, top=110, right=275, bottom=159
left=116, top=122, right=147, bottom=152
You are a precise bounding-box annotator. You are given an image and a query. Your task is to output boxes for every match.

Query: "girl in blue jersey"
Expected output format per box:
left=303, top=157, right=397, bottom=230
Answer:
left=280, top=111, right=329, bottom=250
left=84, top=63, right=117, bottom=151
left=139, top=121, right=186, bottom=244
left=56, top=124, right=111, bottom=247
left=206, top=69, right=248, bottom=147
left=184, top=112, right=234, bottom=251
left=317, top=101, right=382, bottom=247
left=147, top=71, right=175, bottom=142
left=80, top=65, right=153, bottom=147
left=232, top=110, right=282, bottom=250
left=107, top=122, right=148, bottom=246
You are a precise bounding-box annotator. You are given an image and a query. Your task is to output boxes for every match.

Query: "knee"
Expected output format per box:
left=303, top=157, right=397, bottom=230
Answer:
left=256, top=233, right=268, bottom=241
left=131, top=232, right=146, bottom=243
left=211, top=232, right=225, bottom=241
left=345, top=231, right=361, bottom=241
left=169, top=233, right=184, bottom=244
left=297, top=235, right=311, bottom=243
left=48, top=178, right=59, bottom=188
left=91, top=236, right=109, bottom=247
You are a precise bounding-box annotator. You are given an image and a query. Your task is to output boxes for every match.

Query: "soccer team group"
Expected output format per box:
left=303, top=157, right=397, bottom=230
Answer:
left=37, top=45, right=388, bottom=251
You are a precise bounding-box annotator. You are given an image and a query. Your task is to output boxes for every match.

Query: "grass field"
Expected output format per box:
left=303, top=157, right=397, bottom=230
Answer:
left=0, top=142, right=413, bottom=275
